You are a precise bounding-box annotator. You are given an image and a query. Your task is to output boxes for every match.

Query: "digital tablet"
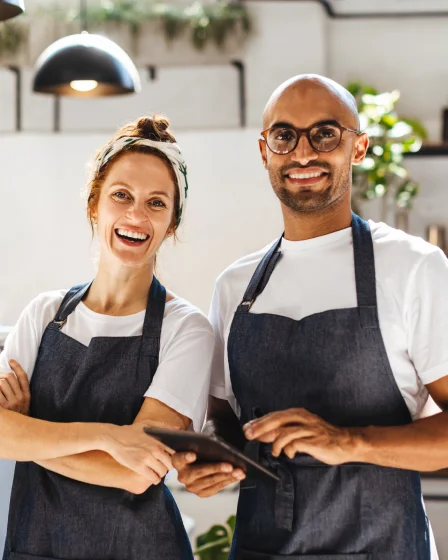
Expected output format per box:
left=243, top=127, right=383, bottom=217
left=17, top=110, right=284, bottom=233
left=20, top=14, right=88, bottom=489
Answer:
left=144, top=427, right=280, bottom=482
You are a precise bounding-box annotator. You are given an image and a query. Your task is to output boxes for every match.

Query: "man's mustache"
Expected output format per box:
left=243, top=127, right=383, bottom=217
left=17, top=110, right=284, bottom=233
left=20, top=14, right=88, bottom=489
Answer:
left=280, top=162, right=332, bottom=174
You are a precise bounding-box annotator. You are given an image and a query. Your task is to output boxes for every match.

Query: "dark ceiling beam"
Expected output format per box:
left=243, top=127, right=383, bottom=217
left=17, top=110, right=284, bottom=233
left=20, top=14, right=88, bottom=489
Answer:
left=244, top=0, right=448, bottom=18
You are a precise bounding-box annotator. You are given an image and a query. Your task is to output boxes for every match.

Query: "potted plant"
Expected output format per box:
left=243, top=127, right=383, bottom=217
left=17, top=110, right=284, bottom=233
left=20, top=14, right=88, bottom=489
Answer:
left=347, top=82, right=427, bottom=229
left=194, top=514, right=235, bottom=560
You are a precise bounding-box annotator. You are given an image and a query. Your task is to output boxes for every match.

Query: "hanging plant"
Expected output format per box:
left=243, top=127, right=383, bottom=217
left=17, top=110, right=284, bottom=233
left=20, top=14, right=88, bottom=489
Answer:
left=0, top=20, right=27, bottom=58
left=48, top=0, right=252, bottom=51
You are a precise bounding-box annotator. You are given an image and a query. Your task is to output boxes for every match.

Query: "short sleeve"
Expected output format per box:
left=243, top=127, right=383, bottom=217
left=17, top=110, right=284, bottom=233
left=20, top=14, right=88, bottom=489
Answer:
left=208, top=282, right=228, bottom=400
left=406, top=249, right=448, bottom=385
left=144, top=312, right=215, bottom=432
left=0, top=291, right=63, bottom=380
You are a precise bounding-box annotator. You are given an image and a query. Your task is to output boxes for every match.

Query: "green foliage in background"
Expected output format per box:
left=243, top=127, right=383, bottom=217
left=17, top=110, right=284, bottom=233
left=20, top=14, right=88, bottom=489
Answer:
left=1, top=1, right=252, bottom=57
left=347, top=81, right=427, bottom=210
left=78, top=0, right=253, bottom=50
left=194, top=514, right=235, bottom=560
left=0, top=21, right=27, bottom=57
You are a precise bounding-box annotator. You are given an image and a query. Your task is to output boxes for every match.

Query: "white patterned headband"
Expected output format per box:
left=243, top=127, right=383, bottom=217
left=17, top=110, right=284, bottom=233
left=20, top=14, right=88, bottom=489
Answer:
left=95, top=136, right=188, bottom=226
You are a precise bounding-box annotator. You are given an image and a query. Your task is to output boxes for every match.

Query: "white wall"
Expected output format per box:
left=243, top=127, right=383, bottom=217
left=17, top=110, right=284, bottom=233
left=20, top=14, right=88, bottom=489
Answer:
left=0, top=130, right=282, bottom=324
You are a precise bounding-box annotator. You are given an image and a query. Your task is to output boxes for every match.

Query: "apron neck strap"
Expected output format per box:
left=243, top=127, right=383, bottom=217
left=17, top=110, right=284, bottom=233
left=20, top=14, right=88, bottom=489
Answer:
left=53, top=282, right=93, bottom=326
left=238, top=237, right=282, bottom=312
left=351, top=212, right=379, bottom=328
left=141, top=276, right=166, bottom=359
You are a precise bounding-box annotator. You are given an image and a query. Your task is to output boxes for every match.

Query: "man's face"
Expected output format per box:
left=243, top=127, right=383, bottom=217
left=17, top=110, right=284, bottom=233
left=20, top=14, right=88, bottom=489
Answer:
left=260, top=85, right=367, bottom=214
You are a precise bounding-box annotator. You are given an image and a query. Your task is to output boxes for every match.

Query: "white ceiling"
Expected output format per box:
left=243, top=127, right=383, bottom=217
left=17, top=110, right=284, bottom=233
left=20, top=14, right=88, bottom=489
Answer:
left=328, top=0, right=448, bottom=15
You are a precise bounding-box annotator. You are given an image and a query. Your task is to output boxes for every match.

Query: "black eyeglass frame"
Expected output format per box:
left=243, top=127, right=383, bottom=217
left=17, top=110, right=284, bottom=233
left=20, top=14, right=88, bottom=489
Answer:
left=260, top=121, right=362, bottom=154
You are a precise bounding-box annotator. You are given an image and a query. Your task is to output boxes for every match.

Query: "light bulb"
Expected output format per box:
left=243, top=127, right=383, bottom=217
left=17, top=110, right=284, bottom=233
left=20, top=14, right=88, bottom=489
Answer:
left=70, top=80, right=98, bottom=92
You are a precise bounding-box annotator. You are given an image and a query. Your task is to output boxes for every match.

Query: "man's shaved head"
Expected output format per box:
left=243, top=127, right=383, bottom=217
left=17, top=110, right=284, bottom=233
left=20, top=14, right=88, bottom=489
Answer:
left=263, top=74, right=359, bottom=131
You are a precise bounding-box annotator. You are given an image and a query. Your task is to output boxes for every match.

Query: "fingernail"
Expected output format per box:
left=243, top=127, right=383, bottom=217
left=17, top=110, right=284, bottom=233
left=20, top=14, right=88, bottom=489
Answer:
left=234, top=471, right=245, bottom=480
left=186, top=453, right=195, bottom=462
left=245, top=428, right=253, bottom=438
left=221, top=464, right=232, bottom=473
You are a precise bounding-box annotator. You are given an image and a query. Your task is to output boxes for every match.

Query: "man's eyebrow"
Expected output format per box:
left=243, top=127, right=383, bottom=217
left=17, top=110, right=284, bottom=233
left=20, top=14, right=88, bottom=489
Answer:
left=268, top=119, right=343, bottom=130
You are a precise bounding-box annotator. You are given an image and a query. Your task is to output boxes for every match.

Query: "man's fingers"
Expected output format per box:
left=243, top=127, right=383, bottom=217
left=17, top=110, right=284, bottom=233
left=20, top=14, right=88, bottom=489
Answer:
left=188, top=473, right=240, bottom=495
left=8, top=360, right=30, bottom=395
left=244, top=409, right=314, bottom=440
left=271, top=427, right=310, bottom=457
left=177, top=461, right=234, bottom=485
left=198, top=479, right=240, bottom=498
left=172, top=452, right=197, bottom=471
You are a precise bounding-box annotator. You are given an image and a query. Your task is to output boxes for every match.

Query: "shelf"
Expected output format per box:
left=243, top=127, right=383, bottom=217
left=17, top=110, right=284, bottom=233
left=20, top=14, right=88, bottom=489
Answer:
left=405, top=144, right=448, bottom=157
left=421, top=468, right=448, bottom=478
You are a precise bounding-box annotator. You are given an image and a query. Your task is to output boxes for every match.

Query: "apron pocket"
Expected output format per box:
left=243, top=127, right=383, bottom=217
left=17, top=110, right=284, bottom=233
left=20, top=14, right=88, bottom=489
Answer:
left=237, top=550, right=369, bottom=560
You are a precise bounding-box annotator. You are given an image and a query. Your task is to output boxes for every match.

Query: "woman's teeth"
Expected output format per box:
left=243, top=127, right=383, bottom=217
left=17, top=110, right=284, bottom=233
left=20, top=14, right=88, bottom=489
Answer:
left=116, top=229, right=149, bottom=242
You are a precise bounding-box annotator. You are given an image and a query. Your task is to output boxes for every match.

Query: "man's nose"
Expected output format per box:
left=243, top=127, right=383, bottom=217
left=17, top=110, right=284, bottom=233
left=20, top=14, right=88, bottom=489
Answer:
left=290, top=133, right=319, bottom=166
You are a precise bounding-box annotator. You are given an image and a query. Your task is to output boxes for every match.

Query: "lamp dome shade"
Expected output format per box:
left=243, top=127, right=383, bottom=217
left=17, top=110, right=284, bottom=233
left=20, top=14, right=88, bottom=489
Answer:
left=32, top=32, right=141, bottom=97
left=0, top=0, right=25, bottom=21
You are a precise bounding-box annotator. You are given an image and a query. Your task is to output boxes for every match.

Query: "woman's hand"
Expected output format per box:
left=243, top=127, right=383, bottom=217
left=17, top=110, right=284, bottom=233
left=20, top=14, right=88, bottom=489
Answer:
left=0, top=359, right=31, bottom=415
left=103, top=422, right=175, bottom=485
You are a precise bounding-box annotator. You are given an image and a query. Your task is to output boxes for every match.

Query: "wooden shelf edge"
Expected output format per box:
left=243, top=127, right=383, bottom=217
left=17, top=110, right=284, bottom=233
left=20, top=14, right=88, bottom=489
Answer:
left=405, top=144, right=448, bottom=157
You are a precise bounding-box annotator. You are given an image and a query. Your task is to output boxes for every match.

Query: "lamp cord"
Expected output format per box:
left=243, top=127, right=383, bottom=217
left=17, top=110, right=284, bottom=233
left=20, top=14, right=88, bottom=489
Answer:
left=80, top=0, right=88, bottom=32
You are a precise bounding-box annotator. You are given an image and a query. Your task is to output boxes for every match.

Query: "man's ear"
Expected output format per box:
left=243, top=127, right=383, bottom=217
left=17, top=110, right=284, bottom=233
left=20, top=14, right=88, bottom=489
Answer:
left=352, top=132, right=369, bottom=166
left=259, top=139, right=268, bottom=169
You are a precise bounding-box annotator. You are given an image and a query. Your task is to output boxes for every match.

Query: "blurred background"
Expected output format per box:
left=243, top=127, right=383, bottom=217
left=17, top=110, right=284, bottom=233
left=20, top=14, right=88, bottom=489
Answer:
left=1, top=0, right=448, bottom=558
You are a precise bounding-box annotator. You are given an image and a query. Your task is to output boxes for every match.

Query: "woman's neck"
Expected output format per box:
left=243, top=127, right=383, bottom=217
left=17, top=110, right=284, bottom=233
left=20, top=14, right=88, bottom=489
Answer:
left=83, top=260, right=154, bottom=316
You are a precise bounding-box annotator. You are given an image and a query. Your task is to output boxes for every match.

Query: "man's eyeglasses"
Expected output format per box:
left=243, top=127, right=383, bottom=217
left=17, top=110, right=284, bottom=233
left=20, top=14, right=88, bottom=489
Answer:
left=260, top=122, right=361, bottom=155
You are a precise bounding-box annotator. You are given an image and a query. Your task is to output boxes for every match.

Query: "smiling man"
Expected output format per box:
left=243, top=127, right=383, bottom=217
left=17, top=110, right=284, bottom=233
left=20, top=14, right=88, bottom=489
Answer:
left=173, top=75, right=448, bottom=559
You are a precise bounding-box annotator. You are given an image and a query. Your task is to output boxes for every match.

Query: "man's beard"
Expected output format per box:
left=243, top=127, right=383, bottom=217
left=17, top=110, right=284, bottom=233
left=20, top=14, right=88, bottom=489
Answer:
left=269, top=166, right=351, bottom=214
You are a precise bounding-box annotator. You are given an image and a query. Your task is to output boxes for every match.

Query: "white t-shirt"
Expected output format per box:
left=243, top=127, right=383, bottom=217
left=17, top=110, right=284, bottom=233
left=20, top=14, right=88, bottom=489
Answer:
left=209, top=221, right=448, bottom=419
left=1, top=290, right=214, bottom=430
left=209, top=220, right=444, bottom=560
left=0, top=290, right=214, bottom=550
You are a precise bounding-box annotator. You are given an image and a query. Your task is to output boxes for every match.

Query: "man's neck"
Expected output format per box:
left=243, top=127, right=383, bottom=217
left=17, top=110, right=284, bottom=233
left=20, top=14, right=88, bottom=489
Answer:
left=282, top=200, right=352, bottom=242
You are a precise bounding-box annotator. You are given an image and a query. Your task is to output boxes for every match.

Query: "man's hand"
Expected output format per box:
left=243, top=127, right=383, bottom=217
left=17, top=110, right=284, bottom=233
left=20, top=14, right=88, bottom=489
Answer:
left=172, top=452, right=245, bottom=497
left=243, top=408, right=357, bottom=465
left=0, top=359, right=31, bottom=415
left=102, top=422, right=175, bottom=485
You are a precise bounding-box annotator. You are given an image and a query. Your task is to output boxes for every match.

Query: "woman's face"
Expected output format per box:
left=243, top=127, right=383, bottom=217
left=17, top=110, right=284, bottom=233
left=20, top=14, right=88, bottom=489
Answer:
left=93, top=152, right=176, bottom=269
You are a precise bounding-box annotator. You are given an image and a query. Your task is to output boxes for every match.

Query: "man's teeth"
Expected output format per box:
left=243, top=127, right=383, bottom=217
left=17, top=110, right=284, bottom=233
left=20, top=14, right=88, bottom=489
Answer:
left=288, top=172, right=324, bottom=179
left=116, top=229, right=149, bottom=241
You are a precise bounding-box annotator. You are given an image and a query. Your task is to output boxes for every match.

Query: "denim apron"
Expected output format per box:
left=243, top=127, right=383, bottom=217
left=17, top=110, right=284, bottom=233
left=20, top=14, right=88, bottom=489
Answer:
left=3, top=277, right=193, bottom=560
left=228, top=214, right=430, bottom=559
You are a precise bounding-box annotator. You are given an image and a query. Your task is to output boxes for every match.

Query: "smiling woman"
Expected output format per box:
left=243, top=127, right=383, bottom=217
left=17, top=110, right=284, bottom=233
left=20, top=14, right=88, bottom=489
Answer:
left=0, top=116, right=214, bottom=560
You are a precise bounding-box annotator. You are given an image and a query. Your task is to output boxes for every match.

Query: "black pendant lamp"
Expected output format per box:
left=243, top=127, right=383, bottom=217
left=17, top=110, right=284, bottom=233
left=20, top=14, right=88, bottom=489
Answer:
left=0, top=0, right=24, bottom=21
left=32, top=0, right=140, bottom=97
